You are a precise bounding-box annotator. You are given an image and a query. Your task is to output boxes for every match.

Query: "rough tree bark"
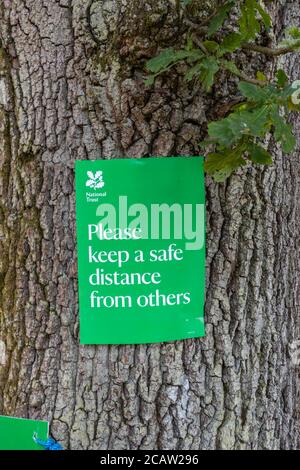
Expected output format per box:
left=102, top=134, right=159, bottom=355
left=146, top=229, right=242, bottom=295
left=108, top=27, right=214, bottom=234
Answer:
left=0, top=0, right=299, bottom=450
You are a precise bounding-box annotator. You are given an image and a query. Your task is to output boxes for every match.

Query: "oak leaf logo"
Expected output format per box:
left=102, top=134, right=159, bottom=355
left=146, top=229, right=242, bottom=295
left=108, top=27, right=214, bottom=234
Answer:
left=86, top=171, right=105, bottom=189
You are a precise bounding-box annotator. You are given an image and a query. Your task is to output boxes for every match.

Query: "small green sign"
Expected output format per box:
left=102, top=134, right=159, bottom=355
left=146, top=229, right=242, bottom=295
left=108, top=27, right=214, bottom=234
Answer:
left=75, top=156, right=205, bottom=344
left=0, top=415, right=49, bottom=450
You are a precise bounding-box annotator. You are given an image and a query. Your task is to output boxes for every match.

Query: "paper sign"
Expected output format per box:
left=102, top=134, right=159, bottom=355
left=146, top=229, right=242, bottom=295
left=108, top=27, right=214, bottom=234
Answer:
left=75, top=156, right=205, bottom=344
left=0, top=415, right=49, bottom=450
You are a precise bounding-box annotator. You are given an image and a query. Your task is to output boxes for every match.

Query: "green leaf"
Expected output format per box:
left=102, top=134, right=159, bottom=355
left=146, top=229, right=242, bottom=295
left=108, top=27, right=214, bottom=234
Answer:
left=146, top=48, right=190, bottom=74
left=238, top=81, right=269, bottom=101
left=221, top=59, right=241, bottom=75
left=204, top=145, right=246, bottom=181
left=239, top=0, right=260, bottom=40
left=279, top=38, right=300, bottom=49
left=279, top=29, right=300, bottom=49
left=288, top=26, right=300, bottom=39
left=198, top=57, right=219, bottom=91
left=270, top=106, right=296, bottom=153
left=184, top=63, right=202, bottom=82
left=248, top=143, right=272, bottom=164
left=207, top=1, right=235, bottom=36
left=240, top=106, right=270, bottom=136
left=208, top=106, right=270, bottom=146
left=144, top=75, right=156, bottom=87
left=220, top=32, right=243, bottom=54
left=186, top=35, right=193, bottom=51
left=239, top=106, right=271, bottom=136
left=208, top=119, right=235, bottom=146
left=182, top=56, right=220, bottom=88
left=186, top=49, right=205, bottom=63
left=278, top=83, right=296, bottom=99
left=280, top=126, right=296, bottom=153
left=256, top=71, right=267, bottom=81
left=230, top=107, right=270, bottom=138
left=203, top=40, right=220, bottom=53
left=199, top=139, right=215, bottom=148
left=255, top=2, right=272, bottom=30
left=276, top=69, right=288, bottom=87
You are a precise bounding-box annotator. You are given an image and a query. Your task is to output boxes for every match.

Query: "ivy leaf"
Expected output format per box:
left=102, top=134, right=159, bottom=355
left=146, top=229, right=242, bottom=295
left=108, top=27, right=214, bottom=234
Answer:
left=248, top=143, right=272, bottom=164
left=207, top=1, right=235, bottom=36
left=276, top=69, right=288, bottom=88
left=220, top=32, right=243, bottom=54
left=198, top=57, right=219, bottom=91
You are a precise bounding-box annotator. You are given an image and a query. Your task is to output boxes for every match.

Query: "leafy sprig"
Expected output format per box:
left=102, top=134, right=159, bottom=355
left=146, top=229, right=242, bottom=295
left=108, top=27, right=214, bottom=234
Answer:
left=205, top=78, right=297, bottom=180
left=145, top=0, right=300, bottom=181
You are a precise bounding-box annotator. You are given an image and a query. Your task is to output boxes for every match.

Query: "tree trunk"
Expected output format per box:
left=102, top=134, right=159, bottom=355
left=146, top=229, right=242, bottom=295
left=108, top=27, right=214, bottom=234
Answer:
left=0, top=0, right=299, bottom=450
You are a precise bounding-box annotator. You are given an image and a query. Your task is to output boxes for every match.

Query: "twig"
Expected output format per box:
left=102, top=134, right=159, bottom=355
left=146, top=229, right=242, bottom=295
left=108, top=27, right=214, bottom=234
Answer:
left=215, top=97, right=245, bottom=118
left=192, top=34, right=209, bottom=54
left=222, top=64, right=266, bottom=86
left=234, top=70, right=266, bottom=86
left=184, top=18, right=208, bottom=35
left=242, top=41, right=300, bottom=56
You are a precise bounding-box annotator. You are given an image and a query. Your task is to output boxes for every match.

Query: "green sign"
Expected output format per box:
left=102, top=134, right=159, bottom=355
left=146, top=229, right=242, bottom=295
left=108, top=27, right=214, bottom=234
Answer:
left=75, top=156, right=205, bottom=344
left=0, top=415, right=49, bottom=450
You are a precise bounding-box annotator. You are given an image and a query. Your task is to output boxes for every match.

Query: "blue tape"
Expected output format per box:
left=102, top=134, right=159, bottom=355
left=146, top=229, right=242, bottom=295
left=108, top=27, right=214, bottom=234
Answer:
left=33, top=433, right=63, bottom=450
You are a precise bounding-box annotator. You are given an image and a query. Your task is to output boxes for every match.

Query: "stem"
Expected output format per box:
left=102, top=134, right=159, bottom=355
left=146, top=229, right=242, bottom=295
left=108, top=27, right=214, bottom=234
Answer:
left=235, top=71, right=265, bottom=86
left=222, top=64, right=266, bottom=86
left=192, top=34, right=209, bottom=54
left=242, top=41, right=300, bottom=56
left=184, top=18, right=208, bottom=35
left=185, top=0, right=229, bottom=32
